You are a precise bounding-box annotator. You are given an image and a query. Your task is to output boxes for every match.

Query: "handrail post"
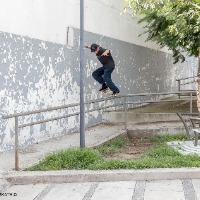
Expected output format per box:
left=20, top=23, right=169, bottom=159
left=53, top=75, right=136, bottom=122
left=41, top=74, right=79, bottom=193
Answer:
left=177, top=113, right=190, bottom=140
left=178, top=80, right=180, bottom=100
left=14, top=116, right=19, bottom=171
left=124, top=96, right=127, bottom=134
left=190, top=92, right=192, bottom=113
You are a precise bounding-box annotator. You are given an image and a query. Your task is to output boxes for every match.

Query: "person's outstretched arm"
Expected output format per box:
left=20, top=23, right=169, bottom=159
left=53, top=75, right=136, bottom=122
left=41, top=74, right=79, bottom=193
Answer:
left=84, top=44, right=91, bottom=49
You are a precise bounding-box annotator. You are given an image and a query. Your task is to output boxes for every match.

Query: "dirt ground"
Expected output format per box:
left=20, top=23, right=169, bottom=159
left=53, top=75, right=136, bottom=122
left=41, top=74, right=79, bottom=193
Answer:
left=104, top=136, right=156, bottom=160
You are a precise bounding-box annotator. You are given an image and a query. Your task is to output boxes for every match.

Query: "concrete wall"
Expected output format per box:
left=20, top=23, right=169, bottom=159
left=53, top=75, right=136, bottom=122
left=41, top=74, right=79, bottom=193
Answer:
left=0, top=0, right=198, bottom=151
left=0, top=0, right=169, bottom=52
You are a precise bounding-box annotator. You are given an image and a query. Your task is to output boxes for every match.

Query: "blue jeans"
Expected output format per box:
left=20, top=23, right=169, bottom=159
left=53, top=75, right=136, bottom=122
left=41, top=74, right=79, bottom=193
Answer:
left=92, top=66, right=120, bottom=93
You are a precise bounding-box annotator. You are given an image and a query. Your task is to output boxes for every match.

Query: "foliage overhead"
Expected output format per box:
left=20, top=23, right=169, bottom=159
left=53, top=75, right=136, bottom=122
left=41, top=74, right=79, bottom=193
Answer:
left=123, top=0, right=200, bottom=63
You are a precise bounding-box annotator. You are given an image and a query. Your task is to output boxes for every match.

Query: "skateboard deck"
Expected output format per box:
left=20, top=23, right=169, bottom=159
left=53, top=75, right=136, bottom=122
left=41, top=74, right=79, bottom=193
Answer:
left=100, top=88, right=118, bottom=97
left=101, top=88, right=113, bottom=95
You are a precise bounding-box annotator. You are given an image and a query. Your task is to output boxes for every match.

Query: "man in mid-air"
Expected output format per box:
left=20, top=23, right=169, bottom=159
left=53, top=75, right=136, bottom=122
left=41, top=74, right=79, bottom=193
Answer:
left=84, top=43, right=120, bottom=96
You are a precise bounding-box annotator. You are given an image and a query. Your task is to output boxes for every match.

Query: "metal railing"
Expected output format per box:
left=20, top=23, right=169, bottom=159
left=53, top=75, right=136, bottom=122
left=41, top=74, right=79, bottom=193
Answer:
left=190, top=117, right=200, bottom=146
left=177, top=112, right=199, bottom=140
left=176, top=75, right=196, bottom=93
left=2, top=91, right=196, bottom=170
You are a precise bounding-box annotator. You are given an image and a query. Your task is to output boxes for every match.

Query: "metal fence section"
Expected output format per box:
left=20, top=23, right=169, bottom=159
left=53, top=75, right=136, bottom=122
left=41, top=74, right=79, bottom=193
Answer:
left=2, top=91, right=196, bottom=171
left=177, top=112, right=199, bottom=140
left=176, top=75, right=196, bottom=92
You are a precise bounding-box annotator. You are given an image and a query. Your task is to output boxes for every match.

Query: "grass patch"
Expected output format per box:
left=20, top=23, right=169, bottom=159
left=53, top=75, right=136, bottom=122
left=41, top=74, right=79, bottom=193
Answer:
left=27, top=134, right=200, bottom=171
left=28, top=148, right=102, bottom=171
left=89, top=155, right=200, bottom=170
left=147, top=134, right=186, bottom=144
left=94, top=136, right=127, bottom=155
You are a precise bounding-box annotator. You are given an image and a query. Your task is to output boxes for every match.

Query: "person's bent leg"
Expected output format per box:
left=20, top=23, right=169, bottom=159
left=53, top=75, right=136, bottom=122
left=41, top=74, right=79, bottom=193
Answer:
left=103, top=67, right=120, bottom=93
left=92, top=66, right=105, bottom=84
left=92, top=66, right=108, bottom=91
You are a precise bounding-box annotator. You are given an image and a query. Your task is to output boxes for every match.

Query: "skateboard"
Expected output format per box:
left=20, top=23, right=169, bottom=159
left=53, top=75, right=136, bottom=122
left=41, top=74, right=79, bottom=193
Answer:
left=100, top=88, right=118, bottom=97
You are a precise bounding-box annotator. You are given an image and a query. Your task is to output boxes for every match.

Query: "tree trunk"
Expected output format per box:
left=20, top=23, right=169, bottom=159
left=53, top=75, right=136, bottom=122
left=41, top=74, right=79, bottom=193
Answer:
left=196, top=47, right=200, bottom=114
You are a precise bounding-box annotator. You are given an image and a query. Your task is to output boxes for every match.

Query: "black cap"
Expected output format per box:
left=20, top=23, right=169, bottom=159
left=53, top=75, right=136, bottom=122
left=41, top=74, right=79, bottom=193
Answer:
left=91, top=44, right=99, bottom=52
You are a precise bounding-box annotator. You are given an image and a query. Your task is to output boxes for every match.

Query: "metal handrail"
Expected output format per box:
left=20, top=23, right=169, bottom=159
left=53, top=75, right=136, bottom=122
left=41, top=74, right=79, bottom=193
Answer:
left=2, top=91, right=194, bottom=119
left=180, top=81, right=196, bottom=86
left=176, top=75, right=197, bottom=81
left=18, top=103, right=124, bottom=128
left=123, top=91, right=195, bottom=97
left=128, top=98, right=196, bottom=104
left=1, top=90, right=196, bottom=170
left=2, top=95, right=125, bottom=119
left=176, top=76, right=196, bottom=94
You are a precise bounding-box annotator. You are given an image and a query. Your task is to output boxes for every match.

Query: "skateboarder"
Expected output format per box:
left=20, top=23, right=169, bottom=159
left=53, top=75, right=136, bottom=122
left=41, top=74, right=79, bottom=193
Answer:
left=84, top=43, right=120, bottom=96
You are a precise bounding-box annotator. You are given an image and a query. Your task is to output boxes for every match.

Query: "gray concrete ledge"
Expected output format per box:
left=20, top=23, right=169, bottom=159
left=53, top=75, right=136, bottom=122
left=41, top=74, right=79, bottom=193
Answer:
left=4, top=168, right=200, bottom=185
left=103, top=112, right=181, bottom=123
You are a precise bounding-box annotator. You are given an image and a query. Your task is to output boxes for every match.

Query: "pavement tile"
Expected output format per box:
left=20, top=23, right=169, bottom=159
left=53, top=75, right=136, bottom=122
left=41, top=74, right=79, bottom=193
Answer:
left=145, top=180, right=183, bottom=191
left=91, top=181, right=136, bottom=200
left=43, top=182, right=92, bottom=200
left=144, top=180, right=185, bottom=200
left=192, top=179, right=200, bottom=200
left=144, top=190, right=185, bottom=200
left=1, top=184, right=49, bottom=200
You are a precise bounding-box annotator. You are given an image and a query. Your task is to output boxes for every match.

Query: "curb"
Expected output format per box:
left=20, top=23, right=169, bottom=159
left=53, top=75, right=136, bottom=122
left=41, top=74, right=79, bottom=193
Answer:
left=4, top=168, right=200, bottom=185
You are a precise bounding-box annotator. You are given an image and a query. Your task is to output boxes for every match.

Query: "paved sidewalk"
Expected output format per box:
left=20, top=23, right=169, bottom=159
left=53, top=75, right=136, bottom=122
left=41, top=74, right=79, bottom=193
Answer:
left=1, top=179, right=200, bottom=200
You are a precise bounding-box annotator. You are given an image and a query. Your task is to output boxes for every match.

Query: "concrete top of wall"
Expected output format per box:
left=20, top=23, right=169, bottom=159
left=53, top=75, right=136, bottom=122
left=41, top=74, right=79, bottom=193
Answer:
left=0, top=0, right=170, bottom=53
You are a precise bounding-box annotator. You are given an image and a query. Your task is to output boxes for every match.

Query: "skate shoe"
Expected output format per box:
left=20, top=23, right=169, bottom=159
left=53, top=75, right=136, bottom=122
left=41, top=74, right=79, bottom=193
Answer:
left=99, top=83, right=108, bottom=92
